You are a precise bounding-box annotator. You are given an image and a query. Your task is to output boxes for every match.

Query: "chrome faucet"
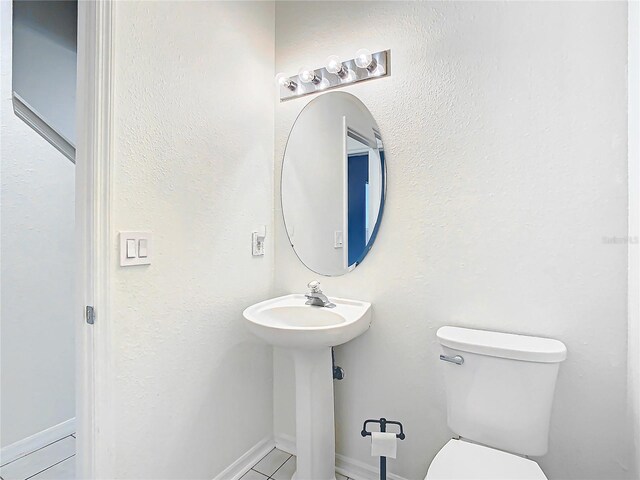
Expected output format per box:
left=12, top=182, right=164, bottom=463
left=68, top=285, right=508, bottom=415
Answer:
left=305, top=281, right=335, bottom=308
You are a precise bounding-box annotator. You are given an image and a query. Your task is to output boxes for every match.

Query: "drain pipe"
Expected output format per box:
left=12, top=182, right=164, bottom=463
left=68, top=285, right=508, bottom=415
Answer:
left=332, top=347, right=344, bottom=380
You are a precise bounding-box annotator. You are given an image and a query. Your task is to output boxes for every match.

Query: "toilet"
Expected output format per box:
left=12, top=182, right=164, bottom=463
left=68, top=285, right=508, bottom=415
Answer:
left=426, top=326, right=567, bottom=480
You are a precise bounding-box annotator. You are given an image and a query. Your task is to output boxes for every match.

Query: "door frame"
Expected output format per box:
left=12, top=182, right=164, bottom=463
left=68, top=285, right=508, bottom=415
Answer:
left=75, top=1, right=115, bottom=477
left=628, top=0, right=640, bottom=475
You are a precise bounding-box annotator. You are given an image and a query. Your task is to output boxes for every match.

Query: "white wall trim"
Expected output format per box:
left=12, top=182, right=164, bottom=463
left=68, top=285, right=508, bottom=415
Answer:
left=75, top=1, right=115, bottom=479
left=274, top=433, right=296, bottom=455
left=274, top=434, right=408, bottom=480
left=335, top=453, right=409, bottom=480
left=0, top=418, right=75, bottom=466
left=212, top=436, right=275, bottom=480
left=628, top=0, right=640, bottom=477
left=12, top=92, right=75, bottom=163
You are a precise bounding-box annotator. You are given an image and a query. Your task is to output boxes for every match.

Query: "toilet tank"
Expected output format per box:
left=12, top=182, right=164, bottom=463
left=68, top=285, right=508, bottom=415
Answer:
left=437, top=326, right=567, bottom=457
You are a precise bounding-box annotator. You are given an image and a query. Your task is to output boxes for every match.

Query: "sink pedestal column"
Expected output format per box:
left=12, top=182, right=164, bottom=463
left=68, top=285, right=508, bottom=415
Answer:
left=291, top=348, right=336, bottom=480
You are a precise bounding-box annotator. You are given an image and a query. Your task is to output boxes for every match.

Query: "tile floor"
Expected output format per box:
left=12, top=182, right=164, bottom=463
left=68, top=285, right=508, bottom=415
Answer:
left=241, top=448, right=353, bottom=480
left=0, top=435, right=75, bottom=480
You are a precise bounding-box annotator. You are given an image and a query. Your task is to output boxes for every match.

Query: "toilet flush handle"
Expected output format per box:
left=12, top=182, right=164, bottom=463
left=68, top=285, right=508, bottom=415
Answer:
left=439, top=354, right=464, bottom=365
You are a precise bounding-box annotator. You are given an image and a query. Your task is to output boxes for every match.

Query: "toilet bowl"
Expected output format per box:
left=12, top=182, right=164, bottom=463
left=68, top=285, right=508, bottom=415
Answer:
left=425, top=439, right=546, bottom=480
left=427, top=326, right=567, bottom=480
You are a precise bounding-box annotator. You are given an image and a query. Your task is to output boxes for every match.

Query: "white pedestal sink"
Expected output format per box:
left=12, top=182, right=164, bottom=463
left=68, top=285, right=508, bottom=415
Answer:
left=243, top=294, right=372, bottom=480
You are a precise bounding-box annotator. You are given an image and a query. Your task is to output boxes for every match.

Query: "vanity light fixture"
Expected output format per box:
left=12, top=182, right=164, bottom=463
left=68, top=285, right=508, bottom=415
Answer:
left=276, top=49, right=390, bottom=101
left=275, top=72, right=297, bottom=91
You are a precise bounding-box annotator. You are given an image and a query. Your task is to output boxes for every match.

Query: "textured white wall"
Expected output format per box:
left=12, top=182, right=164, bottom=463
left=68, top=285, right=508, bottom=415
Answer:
left=109, top=2, right=275, bottom=478
left=273, top=2, right=630, bottom=479
left=0, top=0, right=75, bottom=448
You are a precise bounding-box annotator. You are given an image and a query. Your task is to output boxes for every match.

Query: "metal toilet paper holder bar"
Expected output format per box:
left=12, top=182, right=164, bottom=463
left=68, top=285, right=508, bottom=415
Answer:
left=361, top=418, right=405, bottom=480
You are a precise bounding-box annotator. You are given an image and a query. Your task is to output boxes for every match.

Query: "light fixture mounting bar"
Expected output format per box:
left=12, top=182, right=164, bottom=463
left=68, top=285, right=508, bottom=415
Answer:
left=278, top=50, right=390, bottom=102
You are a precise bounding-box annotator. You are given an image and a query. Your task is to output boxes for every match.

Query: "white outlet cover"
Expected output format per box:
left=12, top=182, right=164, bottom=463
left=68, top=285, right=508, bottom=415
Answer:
left=119, top=231, right=152, bottom=266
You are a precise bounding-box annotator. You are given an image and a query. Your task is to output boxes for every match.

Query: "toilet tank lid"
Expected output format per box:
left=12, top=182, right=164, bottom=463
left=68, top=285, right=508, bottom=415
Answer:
left=437, top=326, right=567, bottom=363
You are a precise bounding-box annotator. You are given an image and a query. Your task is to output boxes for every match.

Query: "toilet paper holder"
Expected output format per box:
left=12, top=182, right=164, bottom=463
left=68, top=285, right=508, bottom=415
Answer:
left=361, top=417, right=405, bottom=440
left=361, top=418, right=405, bottom=480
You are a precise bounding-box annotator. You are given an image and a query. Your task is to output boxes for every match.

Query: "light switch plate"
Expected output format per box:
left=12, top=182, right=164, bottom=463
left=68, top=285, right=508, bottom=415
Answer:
left=120, top=232, right=152, bottom=266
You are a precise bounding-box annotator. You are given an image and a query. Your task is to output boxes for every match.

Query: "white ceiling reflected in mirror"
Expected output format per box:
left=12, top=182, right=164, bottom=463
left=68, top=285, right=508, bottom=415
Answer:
left=281, top=92, right=386, bottom=276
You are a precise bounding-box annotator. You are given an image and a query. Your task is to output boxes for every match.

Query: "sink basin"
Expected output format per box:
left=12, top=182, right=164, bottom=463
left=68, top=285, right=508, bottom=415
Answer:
left=243, top=294, right=372, bottom=349
left=243, top=293, right=372, bottom=480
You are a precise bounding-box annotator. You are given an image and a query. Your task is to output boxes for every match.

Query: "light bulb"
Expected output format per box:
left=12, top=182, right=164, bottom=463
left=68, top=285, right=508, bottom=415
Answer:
left=355, top=48, right=377, bottom=72
left=299, top=67, right=321, bottom=85
left=326, top=55, right=348, bottom=78
left=275, top=72, right=297, bottom=91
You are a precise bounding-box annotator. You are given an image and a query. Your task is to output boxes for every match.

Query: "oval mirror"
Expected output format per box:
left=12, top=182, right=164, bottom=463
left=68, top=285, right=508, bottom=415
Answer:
left=281, top=92, right=386, bottom=276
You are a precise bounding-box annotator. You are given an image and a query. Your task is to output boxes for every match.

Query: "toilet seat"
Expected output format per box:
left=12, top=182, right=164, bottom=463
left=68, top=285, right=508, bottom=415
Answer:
left=425, top=439, right=547, bottom=480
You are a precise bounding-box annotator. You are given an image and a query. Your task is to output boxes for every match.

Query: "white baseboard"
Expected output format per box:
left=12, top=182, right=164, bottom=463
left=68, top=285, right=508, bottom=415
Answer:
left=274, top=433, right=409, bottom=480
left=274, top=433, right=296, bottom=455
left=12, top=92, right=75, bottom=163
left=0, top=418, right=75, bottom=466
left=336, top=453, right=409, bottom=480
left=213, top=436, right=275, bottom=480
